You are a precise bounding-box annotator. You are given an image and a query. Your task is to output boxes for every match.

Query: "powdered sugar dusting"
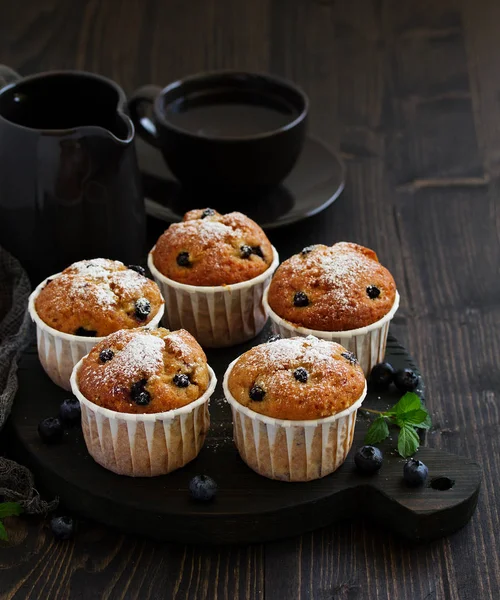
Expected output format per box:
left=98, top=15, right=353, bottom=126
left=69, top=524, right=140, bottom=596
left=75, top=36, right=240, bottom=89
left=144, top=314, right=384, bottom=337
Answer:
left=166, top=331, right=197, bottom=358
left=168, top=219, right=235, bottom=247
left=246, top=336, right=339, bottom=369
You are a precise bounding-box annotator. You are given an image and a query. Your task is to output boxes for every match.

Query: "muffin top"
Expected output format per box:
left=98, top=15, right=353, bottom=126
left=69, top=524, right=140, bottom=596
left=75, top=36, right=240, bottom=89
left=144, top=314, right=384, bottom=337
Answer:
left=227, top=336, right=366, bottom=420
left=35, top=259, right=164, bottom=337
left=77, top=327, right=210, bottom=414
left=267, top=242, right=396, bottom=331
left=152, top=208, right=273, bottom=286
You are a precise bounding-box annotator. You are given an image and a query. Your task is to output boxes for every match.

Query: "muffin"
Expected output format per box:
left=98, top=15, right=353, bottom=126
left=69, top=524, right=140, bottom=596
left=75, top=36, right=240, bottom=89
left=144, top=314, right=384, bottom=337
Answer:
left=70, top=327, right=217, bottom=477
left=263, top=242, right=400, bottom=375
left=148, top=208, right=279, bottom=347
left=28, top=259, right=165, bottom=390
left=223, top=336, right=367, bottom=481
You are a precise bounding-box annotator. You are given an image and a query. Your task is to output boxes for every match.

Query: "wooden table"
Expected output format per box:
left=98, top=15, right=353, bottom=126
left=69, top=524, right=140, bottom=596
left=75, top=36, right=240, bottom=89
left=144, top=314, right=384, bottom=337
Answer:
left=1, top=0, right=499, bottom=598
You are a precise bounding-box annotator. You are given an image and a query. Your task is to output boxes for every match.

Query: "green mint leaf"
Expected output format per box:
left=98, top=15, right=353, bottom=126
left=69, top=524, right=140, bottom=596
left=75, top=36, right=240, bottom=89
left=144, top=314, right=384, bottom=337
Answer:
left=397, top=424, right=420, bottom=458
left=394, top=392, right=422, bottom=416
left=365, top=417, right=390, bottom=445
left=0, top=502, right=23, bottom=519
left=417, top=412, right=432, bottom=430
left=0, top=522, right=7, bottom=541
left=396, top=408, right=429, bottom=428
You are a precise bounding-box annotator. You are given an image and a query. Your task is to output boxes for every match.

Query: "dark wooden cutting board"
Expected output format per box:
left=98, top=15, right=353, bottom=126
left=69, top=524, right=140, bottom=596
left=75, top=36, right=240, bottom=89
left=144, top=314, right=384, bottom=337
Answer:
left=7, top=328, right=480, bottom=544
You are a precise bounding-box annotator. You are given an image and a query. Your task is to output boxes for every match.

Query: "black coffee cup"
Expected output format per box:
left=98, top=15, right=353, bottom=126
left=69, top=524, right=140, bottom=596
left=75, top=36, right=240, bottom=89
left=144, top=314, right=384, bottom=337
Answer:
left=128, top=71, right=308, bottom=191
left=0, top=66, right=145, bottom=283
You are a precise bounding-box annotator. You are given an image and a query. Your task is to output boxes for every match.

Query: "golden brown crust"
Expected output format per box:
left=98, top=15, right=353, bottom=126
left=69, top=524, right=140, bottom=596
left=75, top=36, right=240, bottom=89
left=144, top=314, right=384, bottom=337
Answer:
left=35, top=259, right=164, bottom=337
left=227, top=336, right=366, bottom=420
left=267, top=242, right=396, bottom=331
left=77, top=328, right=210, bottom=414
left=152, top=209, right=273, bottom=286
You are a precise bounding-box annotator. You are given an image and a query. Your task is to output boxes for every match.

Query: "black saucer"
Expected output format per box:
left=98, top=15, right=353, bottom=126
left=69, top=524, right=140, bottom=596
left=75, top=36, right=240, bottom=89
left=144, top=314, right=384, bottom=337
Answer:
left=136, top=135, right=345, bottom=229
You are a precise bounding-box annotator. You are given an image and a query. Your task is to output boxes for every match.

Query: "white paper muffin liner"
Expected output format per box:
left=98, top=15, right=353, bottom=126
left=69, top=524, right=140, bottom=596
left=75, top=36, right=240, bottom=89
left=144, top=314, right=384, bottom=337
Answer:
left=28, top=273, right=165, bottom=391
left=263, top=288, right=400, bottom=376
left=223, top=359, right=367, bottom=482
left=148, top=246, right=279, bottom=348
left=70, top=360, right=217, bottom=477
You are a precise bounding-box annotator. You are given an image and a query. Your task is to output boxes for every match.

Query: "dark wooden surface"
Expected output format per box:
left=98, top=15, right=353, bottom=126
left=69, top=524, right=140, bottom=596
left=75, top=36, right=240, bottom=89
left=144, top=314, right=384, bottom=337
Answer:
left=0, top=0, right=499, bottom=598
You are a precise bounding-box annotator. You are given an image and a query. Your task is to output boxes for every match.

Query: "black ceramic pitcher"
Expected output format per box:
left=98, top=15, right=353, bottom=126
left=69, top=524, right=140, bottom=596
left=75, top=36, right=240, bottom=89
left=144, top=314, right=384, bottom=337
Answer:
left=0, top=66, right=146, bottom=283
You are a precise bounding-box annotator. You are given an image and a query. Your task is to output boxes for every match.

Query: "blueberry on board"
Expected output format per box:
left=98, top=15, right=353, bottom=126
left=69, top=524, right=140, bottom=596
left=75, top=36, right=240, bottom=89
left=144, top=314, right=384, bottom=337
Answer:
left=128, top=264, right=146, bottom=277
left=369, top=362, right=395, bottom=390
left=394, top=368, right=419, bottom=393
left=403, top=458, right=429, bottom=486
left=134, top=298, right=151, bottom=321
left=293, top=367, right=308, bottom=383
left=201, top=208, right=215, bottom=218
left=130, top=379, right=151, bottom=405
left=249, top=385, right=266, bottom=401
left=99, top=349, right=114, bottom=363
left=38, top=417, right=64, bottom=444
left=173, top=374, right=190, bottom=388
left=50, top=516, right=75, bottom=540
left=74, top=327, right=97, bottom=337
left=59, top=398, right=81, bottom=425
left=293, top=291, right=309, bottom=307
left=341, top=352, right=358, bottom=365
left=366, top=285, right=381, bottom=299
left=176, top=252, right=191, bottom=267
left=189, top=475, right=218, bottom=502
left=251, top=246, right=264, bottom=258
left=240, top=245, right=253, bottom=259
left=354, top=445, right=383, bottom=474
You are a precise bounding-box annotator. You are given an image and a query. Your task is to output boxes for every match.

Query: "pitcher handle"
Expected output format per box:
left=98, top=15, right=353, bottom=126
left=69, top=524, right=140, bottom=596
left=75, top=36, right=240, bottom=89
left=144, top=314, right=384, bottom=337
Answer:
left=128, top=85, right=163, bottom=148
left=0, top=65, right=21, bottom=90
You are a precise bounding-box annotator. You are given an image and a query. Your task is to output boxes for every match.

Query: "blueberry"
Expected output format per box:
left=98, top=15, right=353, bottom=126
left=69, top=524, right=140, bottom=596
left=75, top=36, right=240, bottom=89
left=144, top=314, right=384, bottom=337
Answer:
left=128, top=264, right=146, bottom=277
left=134, top=298, right=151, bottom=321
left=201, top=208, right=215, bottom=219
left=240, top=245, right=252, bottom=259
left=354, top=445, right=383, bottom=474
left=267, top=334, right=282, bottom=343
left=403, top=458, right=429, bottom=486
left=293, top=367, right=308, bottom=383
left=293, top=291, right=309, bottom=307
left=45, top=278, right=53, bottom=287
left=59, top=398, right=81, bottom=425
left=251, top=246, right=264, bottom=259
left=249, top=385, right=266, bottom=401
left=99, top=349, right=114, bottom=363
left=173, top=373, right=190, bottom=388
left=341, top=352, right=358, bottom=365
left=50, top=516, right=75, bottom=540
left=38, top=417, right=63, bottom=444
left=301, top=245, right=316, bottom=255
left=189, top=475, right=218, bottom=502
left=366, top=285, right=381, bottom=299
left=177, top=252, right=191, bottom=267
left=369, top=362, right=395, bottom=391
left=394, top=368, right=419, bottom=393
left=130, top=379, right=151, bottom=405
left=74, top=327, right=97, bottom=337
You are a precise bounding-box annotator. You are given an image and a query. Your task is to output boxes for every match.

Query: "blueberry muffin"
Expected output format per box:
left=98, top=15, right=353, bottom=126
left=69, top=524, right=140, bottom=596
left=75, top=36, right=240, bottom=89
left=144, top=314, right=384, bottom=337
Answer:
left=267, top=242, right=396, bottom=331
left=152, top=208, right=274, bottom=286
left=35, top=258, right=164, bottom=337
left=77, top=327, right=210, bottom=414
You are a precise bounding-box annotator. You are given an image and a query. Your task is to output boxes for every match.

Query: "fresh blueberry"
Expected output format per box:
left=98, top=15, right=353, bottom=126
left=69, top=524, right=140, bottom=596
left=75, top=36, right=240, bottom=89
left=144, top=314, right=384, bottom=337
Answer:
left=403, top=458, right=429, bottom=486
left=354, top=445, right=383, bottom=474
left=189, top=475, right=217, bottom=502
left=369, top=362, right=395, bottom=390
left=59, top=398, right=81, bottom=425
left=74, top=327, right=97, bottom=337
left=394, top=368, right=419, bottom=393
left=267, top=334, right=282, bottom=343
left=130, top=379, right=151, bottom=405
left=240, top=245, right=252, bottom=259
left=134, top=298, right=151, bottom=321
left=99, top=349, right=114, bottom=363
left=176, top=252, right=191, bottom=267
left=293, top=367, right=308, bottom=383
left=301, top=245, right=316, bottom=255
left=249, top=385, right=266, bottom=401
left=45, top=278, right=53, bottom=287
left=50, top=516, right=75, bottom=540
left=201, top=208, right=215, bottom=219
left=366, top=285, right=381, bottom=299
left=293, top=291, right=309, bottom=307
left=38, top=417, right=64, bottom=444
left=128, top=264, right=146, bottom=277
left=251, top=246, right=264, bottom=259
left=341, top=352, right=358, bottom=365
left=173, top=374, right=190, bottom=388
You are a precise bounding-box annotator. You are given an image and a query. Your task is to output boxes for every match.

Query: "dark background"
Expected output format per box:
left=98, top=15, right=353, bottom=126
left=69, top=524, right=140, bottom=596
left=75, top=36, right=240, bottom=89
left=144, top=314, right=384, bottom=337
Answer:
left=0, top=0, right=499, bottom=598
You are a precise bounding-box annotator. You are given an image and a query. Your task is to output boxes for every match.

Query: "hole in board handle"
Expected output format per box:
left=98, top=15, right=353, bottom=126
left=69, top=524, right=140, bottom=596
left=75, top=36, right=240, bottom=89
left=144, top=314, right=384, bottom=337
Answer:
left=431, top=476, right=455, bottom=491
